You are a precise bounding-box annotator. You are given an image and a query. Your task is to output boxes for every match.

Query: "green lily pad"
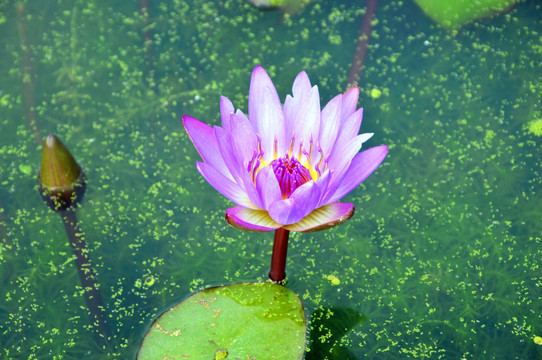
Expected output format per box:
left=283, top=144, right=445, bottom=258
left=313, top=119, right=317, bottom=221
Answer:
left=414, top=0, right=519, bottom=32
left=137, top=282, right=306, bottom=359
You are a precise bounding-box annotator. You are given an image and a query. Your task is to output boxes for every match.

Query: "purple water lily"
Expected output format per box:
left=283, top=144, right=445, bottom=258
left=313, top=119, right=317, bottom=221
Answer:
left=182, top=66, right=387, bottom=233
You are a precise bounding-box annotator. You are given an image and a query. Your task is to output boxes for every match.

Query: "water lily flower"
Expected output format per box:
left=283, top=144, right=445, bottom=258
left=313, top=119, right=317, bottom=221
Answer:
left=182, top=66, right=387, bottom=233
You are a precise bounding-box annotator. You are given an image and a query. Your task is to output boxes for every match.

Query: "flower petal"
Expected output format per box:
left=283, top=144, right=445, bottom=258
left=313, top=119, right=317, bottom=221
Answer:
left=182, top=115, right=232, bottom=180
left=333, top=108, right=364, bottom=151
left=314, top=168, right=333, bottom=207
left=230, top=112, right=258, bottom=163
left=214, top=126, right=264, bottom=209
left=324, top=145, right=388, bottom=204
left=225, top=206, right=281, bottom=232
left=220, top=96, right=235, bottom=132
left=214, top=126, right=244, bottom=185
left=292, top=70, right=313, bottom=97
left=284, top=202, right=355, bottom=232
left=255, top=165, right=282, bottom=210
left=341, top=86, right=360, bottom=123
left=324, top=134, right=374, bottom=203
left=268, top=181, right=320, bottom=225
left=197, top=162, right=256, bottom=209
left=283, top=73, right=320, bottom=155
left=292, top=86, right=320, bottom=154
left=283, top=71, right=314, bottom=139
left=328, top=133, right=367, bottom=178
left=318, top=94, right=342, bottom=156
left=249, top=66, right=285, bottom=158
left=238, top=166, right=266, bottom=209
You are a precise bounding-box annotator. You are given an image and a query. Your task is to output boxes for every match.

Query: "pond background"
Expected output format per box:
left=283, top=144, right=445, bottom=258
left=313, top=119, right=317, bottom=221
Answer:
left=1, top=0, right=541, bottom=359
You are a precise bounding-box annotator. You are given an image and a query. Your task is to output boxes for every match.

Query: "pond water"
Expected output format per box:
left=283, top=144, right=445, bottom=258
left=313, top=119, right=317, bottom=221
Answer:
left=1, top=0, right=541, bottom=359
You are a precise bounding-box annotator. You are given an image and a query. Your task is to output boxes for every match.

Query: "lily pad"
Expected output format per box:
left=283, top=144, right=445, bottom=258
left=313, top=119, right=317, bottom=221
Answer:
left=414, top=0, right=519, bottom=32
left=137, top=282, right=306, bottom=359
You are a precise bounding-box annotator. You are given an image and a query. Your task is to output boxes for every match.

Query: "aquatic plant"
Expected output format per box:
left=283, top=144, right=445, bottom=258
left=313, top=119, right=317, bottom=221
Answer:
left=414, top=0, right=520, bottom=32
left=38, top=134, right=109, bottom=346
left=1, top=0, right=541, bottom=358
left=38, top=134, right=85, bottom=211
left=183, top=65, right=387, bottom=280
left=138, top=282, right=306, bottom=359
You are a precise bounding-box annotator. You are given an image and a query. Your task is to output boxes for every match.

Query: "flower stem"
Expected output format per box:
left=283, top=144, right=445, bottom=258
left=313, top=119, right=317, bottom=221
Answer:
left=269, top=228, right=290, bottom=283
left=60, top=210, right=110, bottom=347
left=346, top=0, right=379, bottom=88
left=16, top=3, right=41, bottom=146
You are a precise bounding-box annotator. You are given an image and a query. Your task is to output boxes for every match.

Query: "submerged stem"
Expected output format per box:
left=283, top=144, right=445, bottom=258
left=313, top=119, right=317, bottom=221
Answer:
left=60, top=210, right=110, bottom=347
left=16, top=4, right=41, bottom=145
left=346, top=0, right=379, bottom=88
left=269, top=228, right=290, bottom=283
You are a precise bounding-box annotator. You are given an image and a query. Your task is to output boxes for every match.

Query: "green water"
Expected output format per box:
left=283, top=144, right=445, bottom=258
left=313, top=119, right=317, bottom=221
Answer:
left=1, top=0, right=541, bottom=359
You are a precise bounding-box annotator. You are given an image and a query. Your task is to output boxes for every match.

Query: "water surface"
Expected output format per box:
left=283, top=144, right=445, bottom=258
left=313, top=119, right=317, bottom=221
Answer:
left=0, top=0, right=541, bottom=358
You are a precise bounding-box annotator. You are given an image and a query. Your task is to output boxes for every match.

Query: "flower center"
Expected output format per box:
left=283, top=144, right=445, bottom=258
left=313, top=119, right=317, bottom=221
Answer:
left=270, top=156, right=312, bottom=199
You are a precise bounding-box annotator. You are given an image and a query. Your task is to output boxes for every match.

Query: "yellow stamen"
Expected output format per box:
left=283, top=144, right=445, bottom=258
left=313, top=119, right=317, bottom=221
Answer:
left=288, top=137, right=294, bottom=158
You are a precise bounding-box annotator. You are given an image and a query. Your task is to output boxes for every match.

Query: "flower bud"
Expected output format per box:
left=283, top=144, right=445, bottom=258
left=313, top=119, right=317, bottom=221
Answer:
left=38, top=134, right=86, bottom=211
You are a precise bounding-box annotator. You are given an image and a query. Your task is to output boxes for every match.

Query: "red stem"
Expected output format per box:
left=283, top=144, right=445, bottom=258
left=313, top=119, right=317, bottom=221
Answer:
left=346, top=0, right=379, bottom=88
left=60, top=210, right=110, bottom=347
left=16, top=4, right=41, bottom=146
left=269, top=228, right=290, bottom=282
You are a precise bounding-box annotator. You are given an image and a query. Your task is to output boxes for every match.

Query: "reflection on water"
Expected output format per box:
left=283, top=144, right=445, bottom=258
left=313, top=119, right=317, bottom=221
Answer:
left=0, top=0, right=541, bottom=358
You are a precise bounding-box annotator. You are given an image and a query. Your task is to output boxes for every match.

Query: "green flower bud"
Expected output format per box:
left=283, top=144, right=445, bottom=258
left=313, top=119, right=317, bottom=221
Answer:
left=38, top=134, right=86, bottom=211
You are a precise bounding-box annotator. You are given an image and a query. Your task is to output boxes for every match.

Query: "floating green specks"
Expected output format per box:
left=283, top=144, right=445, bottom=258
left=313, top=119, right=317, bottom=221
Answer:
left=247, top=0, right=315, bottom=18
left=38, top=134, right=86, bottom=211
left=526, top=118, right=542, bottom=137
left=18, top=163, right=32, bottom=176
left=137, top=282, right=306, bottom=359
left=414, top=0, right=519, bottom=33
left=326, top=274, right=341, bottom=285
left=306, top=307, right=366, bottom=359
left=370, top=88, right=382, bottom=99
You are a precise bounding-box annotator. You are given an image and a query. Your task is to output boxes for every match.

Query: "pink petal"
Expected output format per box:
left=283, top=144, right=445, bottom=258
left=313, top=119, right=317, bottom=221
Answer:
left=284, top=202, right=355, bottom=232
left=324, top=135, right=375, bottom=204
left=225, top=206, right=281, bottom=232
left=255, top=165, right=282, bottom=210
left=328, top=134, right=367, bottom=179
left=314, top=169, right=333, bottom=207
left=220, top=96, right=235, bottom=132
left=341, top=86, right=360, bottom=123
left=230, top=112, right=258, bottom=163
left=197, top=162, right=256, bottom=209
left=324, top=145, right=388, bottom=204
left=283, top=72, right=321, bottom=155
left=318, top=94, right=342, bottom=157
left=268, top=181, right=321, bottom=225
left=214, top=126, right=264, bottom=210
left=332, top=108, right=364, bottom=153
left=290, top=86, right=320, bottom=155
left=214, top=126, right=244, bottom=185
left=282, top=95, right=295, bottom=143
left=237, top=165, right=265, bottom=210
left=248, top=66, right=285, bottom=159
left=283, top=71, right=312, bottom=139
left=283, top=72, right=314, bottom=140
left=182, top=115, right=232, bottom=181
left=292, top=70, right=313, bottom=97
